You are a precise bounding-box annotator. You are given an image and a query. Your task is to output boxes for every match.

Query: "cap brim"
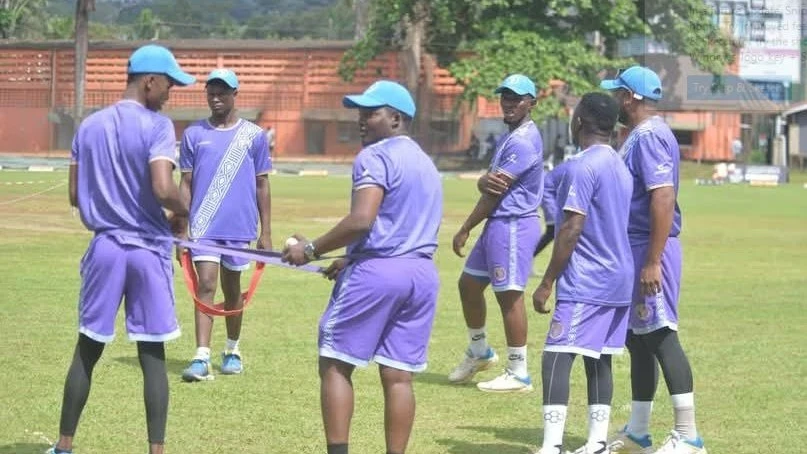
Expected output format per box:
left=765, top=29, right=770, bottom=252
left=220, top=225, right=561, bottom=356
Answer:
left=343, top=94, right=385, bottom=110
left=167, top=69, right=196, bottom=87
left=494, top=85, right=533, bottom=96
left=206, top=77, right=238, bottom=89
left=599, top=79, right=624, bottom=91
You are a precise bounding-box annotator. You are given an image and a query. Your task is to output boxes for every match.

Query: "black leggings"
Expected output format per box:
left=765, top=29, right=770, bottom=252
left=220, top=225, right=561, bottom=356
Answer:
left=542, top=351, right=613, bottom=405
left=626, top=328, right=693, bottom=400
left=59, top=334, right=169, bottom=443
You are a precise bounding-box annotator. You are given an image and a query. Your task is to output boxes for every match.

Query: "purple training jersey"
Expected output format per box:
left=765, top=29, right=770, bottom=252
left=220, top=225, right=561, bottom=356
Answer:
left=541, top=161, right=568, bottom=226
left=347, top=135, right=442, bottom=258
left=71, top=100, right=177, bottom=256
left=180, top=119, right=271, bottom=241
left=555, top=144, right=634, bottom=307
left=489, top=121, right=544, bottom=218
left=620, top=116, right=682, bottom=244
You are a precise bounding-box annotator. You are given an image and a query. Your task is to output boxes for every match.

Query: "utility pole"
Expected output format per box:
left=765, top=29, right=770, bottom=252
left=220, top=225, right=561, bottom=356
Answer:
left=74, top=0, right=95, bottom=132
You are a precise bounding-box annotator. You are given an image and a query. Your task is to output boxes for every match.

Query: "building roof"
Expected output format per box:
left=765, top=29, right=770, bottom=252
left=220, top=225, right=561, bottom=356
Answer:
left=782, top=102, right=807, bottom=117
left=631, top=54, right=783, bottom=114
left=0, top=39, right=355, bottom=51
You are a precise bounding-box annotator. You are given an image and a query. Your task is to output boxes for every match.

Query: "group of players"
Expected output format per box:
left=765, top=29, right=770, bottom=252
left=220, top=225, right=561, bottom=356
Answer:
left=46, top=44, right=706, bottom=454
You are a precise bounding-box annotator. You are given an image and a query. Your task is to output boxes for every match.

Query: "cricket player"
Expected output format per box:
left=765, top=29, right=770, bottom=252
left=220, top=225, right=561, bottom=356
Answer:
left=601, top=66, right=706, bottom=454
left=449, top=74, right=544, bottom=393
left=532, top=92, right=633, bottom=454
left=282, top=80, right=443, bottom=454
left=48, top=44, right=195, bottom=454
left=178, top=68, right=272, bottom=382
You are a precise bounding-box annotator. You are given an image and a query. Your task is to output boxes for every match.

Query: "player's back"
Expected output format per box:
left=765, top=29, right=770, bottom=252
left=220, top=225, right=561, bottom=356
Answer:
left=73, top=100, right=176, bottom=243
left=347, top=135, right=443, bottom=259
left=556, top=145, right=633, bottom=306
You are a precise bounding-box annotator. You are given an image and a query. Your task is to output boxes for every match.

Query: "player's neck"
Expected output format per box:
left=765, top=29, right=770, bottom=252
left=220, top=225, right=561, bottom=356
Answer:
left=579, top=135, right=610, bottom=151
left=121, top=86, right=146, bottom=106
left=208, top=111, right=238, bottom=128
left=628, top=111, right=654, bottom=130
left=507, top=116, right=531, bottom=132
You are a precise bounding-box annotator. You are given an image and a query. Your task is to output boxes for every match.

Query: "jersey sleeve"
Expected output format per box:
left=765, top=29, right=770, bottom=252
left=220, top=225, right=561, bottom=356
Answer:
left=70, top=132, right=79, bottom=163
left=352, top=148, right=389, bottom=192
left=150, top=116, right=178, bottom=166
left=562, top=160, right=596, bottom=216
left=178, top=128, right=193, bottom=172
left=635, top=132, right=674, bottom=190
left=251, top=131, right=272, bottom=175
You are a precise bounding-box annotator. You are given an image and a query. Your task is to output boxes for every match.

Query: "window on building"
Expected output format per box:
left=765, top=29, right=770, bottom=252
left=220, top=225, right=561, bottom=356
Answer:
left=337, top=122, right=361, bottom=143
left=673, top=130, right=694, bottom=146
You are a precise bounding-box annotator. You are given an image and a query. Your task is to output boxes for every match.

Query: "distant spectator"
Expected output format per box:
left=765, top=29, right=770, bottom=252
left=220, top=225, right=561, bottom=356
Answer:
left=265, top=125, right=276, bottom=157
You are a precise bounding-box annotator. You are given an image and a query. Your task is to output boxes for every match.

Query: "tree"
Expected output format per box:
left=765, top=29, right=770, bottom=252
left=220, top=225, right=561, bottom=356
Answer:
left=132, top=8, right=160, bottom=40
left=339, top=0, right=736, bottom=121
left=0, top=0, right=48, bottom=38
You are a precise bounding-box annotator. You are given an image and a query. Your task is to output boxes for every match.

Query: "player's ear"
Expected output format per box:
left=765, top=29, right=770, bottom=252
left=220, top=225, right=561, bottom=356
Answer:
left=390, top=109, right=402, bottom=130
left=529, top=96, right=537, bottom=108
left=232, top=89, right=238, bottom=98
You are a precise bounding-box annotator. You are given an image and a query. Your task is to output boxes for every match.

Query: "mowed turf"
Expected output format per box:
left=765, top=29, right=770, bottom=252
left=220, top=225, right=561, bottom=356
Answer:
left=0, top=163, right=805, bottom=454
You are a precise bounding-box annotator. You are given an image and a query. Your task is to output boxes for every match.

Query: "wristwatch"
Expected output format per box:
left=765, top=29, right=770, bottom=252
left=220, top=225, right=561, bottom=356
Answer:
left=304, top=242, right=318, bottom=261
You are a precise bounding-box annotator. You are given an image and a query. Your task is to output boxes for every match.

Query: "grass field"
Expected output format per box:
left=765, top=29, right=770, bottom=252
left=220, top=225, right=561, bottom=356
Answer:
left=0, top=163, right=805, bottom=454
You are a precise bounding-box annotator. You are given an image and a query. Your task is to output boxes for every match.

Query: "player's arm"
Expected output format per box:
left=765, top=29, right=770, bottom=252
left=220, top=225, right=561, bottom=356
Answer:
left=151, top=160, right=187, bottom=217
left=68, top=163, right=78, bottom=207
left=256, top=174, right=272, bottom=247
left=311, top=186, right=383, bottom=255
left=533, top=225, right=555, bottom=257
left=644, top=186, right=675, bottom=286
left=538, top=211, right=584, bottom=287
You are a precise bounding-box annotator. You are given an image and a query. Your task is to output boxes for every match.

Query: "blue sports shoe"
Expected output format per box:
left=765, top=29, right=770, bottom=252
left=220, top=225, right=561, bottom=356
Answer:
left=45, top=448, right=72, bottom=454
left=221, top=350, right=243, bottom=375
left=181, top=359, right=212, bottom=382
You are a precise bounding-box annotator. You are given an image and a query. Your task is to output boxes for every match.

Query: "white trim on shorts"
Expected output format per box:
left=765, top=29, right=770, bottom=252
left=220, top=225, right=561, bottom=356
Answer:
left=129, top=329, right=182, bottom=343
left=374, top=354, right=427, bottom=373
left=601, top=347, right=625, bottom=355
left=463, top=267, right=489, bottom=279
left=507, top=217, right=518, bottom=288
left=319, top=346, right=370, bottom=368
left=544, top=344, right=605, bottom=359
left=630, top=321, right=679, bottom=335
left=79, top=326, right=115, bottom=344
left=191, top=255, right=250, bottom=272
left=491, top=283, right=524, bottom=292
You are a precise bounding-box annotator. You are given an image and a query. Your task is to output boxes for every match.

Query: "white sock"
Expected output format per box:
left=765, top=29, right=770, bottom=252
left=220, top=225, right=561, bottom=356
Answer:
left=468, top=326, right=489, bottom=357
left=194, top=347, right=211, bottom=361
left=587, top=404, right=611, bottom=449
left=507, top=345, right=528, bottom=379
left=541, top=405, right=568, bottom=452
left=226, top=338, right=240, bottom=352
left=626, top=401, right=653, bottom=437
left=671, top=393, right=698, bottom=440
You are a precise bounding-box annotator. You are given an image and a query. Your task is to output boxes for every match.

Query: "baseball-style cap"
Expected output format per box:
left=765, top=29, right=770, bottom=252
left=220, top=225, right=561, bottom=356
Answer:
left=127, top=44, right=195, bottom=86
left=494, top=74, right=537, bottom=98
left=206, top=68, right=239, bottom=89
left=600, top=66, right=663, bottom=101
left=343, top=80, right=416, bottom=118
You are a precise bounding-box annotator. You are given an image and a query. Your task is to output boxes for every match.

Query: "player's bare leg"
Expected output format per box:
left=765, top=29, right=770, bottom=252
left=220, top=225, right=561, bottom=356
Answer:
left=320, top=357, right=355, bottom=454
left=448, top=273, right=499, bottom=383
left=220, top=266, right=244, bottom=374
left=380, top=365, right=415, bottom=454
left=181, top=261, right=218, bottom=382
left=477, top=290, right=532, bottom=393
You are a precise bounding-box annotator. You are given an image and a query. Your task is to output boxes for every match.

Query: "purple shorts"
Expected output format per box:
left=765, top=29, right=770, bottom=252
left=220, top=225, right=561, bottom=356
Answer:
left=190, top=239, right=250, bottom=271
left=78, top=234, right=180, bottom=343
left=463, top=216, right=541, bottom=292
left=319, top=257, right=439, bottom=373
left=544, top=300, right=629, bottom=359
left=629, top=237, right=682, bottom=334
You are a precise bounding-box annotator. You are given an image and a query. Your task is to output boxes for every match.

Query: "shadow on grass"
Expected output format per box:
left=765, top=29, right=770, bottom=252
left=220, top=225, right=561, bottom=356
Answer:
left=113, top=355, right=190, bottom=378
left=415, top=371, right=478, bottom=388
left=436, top=439, right=534, bottom=454
left=0, top=443, right=50, bottom=454
left=438, top=425, right=587, bottom=453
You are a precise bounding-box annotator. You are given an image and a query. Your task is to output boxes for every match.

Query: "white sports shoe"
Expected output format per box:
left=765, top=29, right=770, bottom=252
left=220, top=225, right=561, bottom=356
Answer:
left=569, top=441, right=611, bottom=454
left=447, top=348, right=498, bottom=383
left=652, top=431, right=707, bottom=454
left=476, top=369, right=533, bottom=393
left=608, top=427, right=653, bottom=454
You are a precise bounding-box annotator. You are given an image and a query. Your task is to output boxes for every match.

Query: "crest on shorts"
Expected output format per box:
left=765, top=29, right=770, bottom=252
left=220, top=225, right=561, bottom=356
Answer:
left=492, top=265, right=506, bottom=282
left=549, top=322, right=564, bottom=340
left=635, top=303, right=653, bottom=321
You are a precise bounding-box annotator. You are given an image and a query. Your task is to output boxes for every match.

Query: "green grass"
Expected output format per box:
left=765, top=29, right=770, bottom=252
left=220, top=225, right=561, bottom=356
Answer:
left=0, top=164, right=805, bottom=454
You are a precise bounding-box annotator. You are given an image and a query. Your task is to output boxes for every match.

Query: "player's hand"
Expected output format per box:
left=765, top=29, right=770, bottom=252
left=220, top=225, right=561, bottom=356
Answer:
left=477, top=172, right=510, bottom=196
left=175, top=244, right=187, bottom=264
left=532, top=282, right=553, bottom=314
left=640, top=261, right=663, bottom=296
left=452, top=229, right=470, bottom=257
left=323, top=258, right=348, bottom=280
left=257, top=232, right=272, bottom=250
left=281, top=233, right=310, bottom=266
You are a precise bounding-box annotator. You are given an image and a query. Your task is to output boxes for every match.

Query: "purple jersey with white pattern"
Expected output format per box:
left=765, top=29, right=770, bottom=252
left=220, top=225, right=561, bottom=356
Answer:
left=347, top=136, right=442, bottom=258
left=71, top=100, right=177, bottom=255
left=541, top=161, right=568, bottom=225
left=555, top=144, right=634, bottom=307
left=180, top=119, right=271, bottom=241
left=489, top=121, right=544, bottom=218
left=620, top=116, right=682, bottom=243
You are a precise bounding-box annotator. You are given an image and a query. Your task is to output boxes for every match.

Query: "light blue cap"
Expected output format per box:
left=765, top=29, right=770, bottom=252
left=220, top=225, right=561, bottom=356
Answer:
left=206, top=68, right=239, bottom=89
left=495, top=74, right=537, bottom=97
left=343, top=80, right=416, bottom=118
left=127, top=44, right=195, bottom=86
left=600, top=66, right=663, bottom=101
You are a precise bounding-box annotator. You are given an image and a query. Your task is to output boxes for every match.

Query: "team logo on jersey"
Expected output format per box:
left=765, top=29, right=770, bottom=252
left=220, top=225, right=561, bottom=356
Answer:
left=635, top=303, right=653, bottom=321
left=654, top=163, right=672, bottom=175
left=549, top=322, right=564, bottom=340
left=493, top=265, right=506, bottom=282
